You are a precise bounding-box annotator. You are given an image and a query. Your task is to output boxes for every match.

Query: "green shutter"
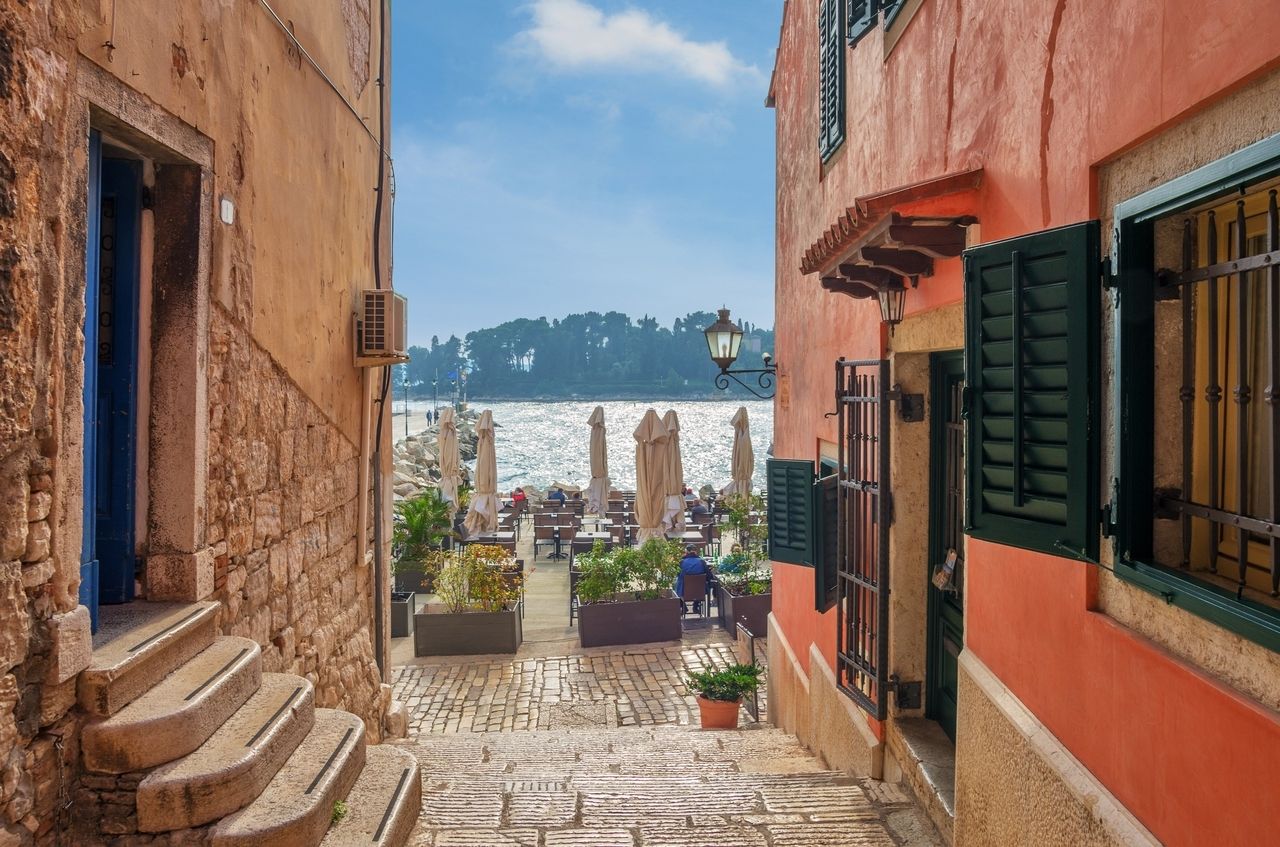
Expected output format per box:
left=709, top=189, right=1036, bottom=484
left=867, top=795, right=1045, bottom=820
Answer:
left=767, top=459, right=815, bottom=565
left=848, top=0, right=878, bottom=44
left=814, top=474, right=839, bottom=611
left=963, top=220, right=1101, bottom=560
left=819, top=0, right=845, bottom=161
left=881, top=0, right=906, bottom=28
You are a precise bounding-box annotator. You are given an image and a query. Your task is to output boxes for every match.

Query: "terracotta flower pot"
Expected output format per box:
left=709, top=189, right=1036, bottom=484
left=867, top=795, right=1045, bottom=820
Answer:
left=695, top=696, right=742, bottom=729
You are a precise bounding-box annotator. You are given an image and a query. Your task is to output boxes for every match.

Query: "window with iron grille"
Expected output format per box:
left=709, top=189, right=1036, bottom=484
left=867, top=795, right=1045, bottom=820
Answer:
left=847, top=0, right=877, bottom=45
left=819, top=0, right=845, bottom=161
left=835, top=359, right=890, bottom=719
left=1115, top=133, right=1280, bottom=651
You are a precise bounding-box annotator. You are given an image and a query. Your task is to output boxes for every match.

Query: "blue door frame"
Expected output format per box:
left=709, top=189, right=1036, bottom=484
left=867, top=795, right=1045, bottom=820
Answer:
left=82, top=134, right=142, bottom=629
left=80, top=131, right=101, bottom=631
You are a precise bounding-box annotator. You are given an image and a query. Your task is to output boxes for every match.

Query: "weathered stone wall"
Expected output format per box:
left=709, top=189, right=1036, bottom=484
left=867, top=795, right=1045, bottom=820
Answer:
left=206, top=305, right=384, bottom=734
left=0, top=0, right=391, bottom=841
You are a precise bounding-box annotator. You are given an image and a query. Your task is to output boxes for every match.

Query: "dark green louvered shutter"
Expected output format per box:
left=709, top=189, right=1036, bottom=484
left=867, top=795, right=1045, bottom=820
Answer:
left=814, top=474, right=839, bottom=611
left=819, top=0, right=845, bottom=161
left=848, top=0, right=877, bottom=44
left=963, top=221, right=1101, bottom=561
left=767, top=459, right=815, bottom=565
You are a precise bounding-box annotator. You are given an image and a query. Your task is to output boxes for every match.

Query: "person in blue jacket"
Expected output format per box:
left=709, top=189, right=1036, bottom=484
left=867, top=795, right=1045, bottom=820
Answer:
left=676, top=545, right=710, bottom=613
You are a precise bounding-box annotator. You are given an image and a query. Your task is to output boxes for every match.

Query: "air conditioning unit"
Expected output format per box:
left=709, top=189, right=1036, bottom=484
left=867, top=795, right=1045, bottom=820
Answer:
left=355, top=289, right=409, bottom=367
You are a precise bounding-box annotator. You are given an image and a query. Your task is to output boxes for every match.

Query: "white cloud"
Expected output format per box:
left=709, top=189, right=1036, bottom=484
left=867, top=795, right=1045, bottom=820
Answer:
left=518, top=0, right=760, bottom=88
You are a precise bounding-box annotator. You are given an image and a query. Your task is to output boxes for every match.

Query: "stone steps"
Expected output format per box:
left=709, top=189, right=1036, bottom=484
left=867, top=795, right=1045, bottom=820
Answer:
left=137, top=673, right=316, bottom=831
left=210, top=708, right=368, bottom=847
left=80, top=601, right=220, bottom=716
left=77, top=600, right=419, bottom=847
left=320, top=745, right=422, bottom=847
left=83, top=636, right=262, bottom=774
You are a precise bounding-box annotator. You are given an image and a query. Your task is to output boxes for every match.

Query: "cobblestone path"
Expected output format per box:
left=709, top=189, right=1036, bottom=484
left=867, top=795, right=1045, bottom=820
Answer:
left=399, top=725, right=941, bottom=846
left=393, top=633, right=753, bottom=733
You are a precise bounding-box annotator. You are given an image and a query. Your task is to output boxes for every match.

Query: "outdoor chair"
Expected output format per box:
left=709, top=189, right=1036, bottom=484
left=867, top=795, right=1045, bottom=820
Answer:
left=568, top=567, right=583, bottom=625
left=533, top=524, right=555, bottom=559
left=680, top=572, right=709, bottom=620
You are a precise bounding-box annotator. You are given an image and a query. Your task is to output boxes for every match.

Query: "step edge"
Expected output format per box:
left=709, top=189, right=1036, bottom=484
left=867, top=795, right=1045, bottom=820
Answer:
left=136, top=675, right=317, bottom=832
left=82, top=637, right=263, bottom=774
left=209, top=709, right=368, bottom=847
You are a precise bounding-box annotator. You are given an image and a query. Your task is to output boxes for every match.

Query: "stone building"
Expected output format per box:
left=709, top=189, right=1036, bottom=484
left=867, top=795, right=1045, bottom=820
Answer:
left=0, top=1, right=416, bottom=843
left=764, top=1, right=1280, bottom=845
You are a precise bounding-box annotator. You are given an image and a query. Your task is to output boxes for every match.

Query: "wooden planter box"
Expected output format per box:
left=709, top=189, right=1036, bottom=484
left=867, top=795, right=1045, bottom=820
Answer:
left=413, top=601, right=523, bottom=656
left=393, top=564, right=435, bottom=595
left=718, top=586, right=771, bottom=638
left=578, top=592, right=681, bottom=648
left=390, top=592, right=415, bottom=638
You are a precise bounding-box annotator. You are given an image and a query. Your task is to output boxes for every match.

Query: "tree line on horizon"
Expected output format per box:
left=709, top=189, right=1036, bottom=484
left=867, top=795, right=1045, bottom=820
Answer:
left=395, top=310, right=774, bottom=400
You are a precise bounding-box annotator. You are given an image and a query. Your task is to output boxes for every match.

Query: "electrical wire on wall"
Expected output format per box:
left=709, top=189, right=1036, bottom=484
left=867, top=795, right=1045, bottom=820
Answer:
left=371, top=0, right=392, bottom=447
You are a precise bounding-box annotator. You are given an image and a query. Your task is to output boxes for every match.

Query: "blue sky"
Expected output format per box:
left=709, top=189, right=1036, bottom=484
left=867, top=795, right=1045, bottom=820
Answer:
left=390, top=0, right=781, bottom=347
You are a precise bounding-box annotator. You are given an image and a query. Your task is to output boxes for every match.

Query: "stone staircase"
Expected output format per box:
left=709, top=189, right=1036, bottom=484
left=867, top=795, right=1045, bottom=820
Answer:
left=76, top=601, right=420, bottom=846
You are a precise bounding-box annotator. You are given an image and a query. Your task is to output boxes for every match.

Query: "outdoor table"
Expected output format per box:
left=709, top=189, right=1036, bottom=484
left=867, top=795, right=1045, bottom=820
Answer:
left=672, top=530, right=708, bottom=547
left=576, top=531, right=611, bottom=545
left=550, top=526, right=573, bottom=560
left=468, top=531, right=516, bottom=551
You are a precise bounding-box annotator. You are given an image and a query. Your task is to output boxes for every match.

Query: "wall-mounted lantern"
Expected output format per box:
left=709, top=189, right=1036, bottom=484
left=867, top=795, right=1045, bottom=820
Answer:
left=703, top=308, right=778, bottom=399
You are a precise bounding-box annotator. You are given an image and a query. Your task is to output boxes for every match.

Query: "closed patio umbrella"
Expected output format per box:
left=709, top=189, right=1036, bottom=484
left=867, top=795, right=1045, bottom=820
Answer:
left=463, top=410, right=498, bottom=537
left=661, top=410, right=686, bottom=535
left=438, top=407, right=461, bottom=518
left=723, top=406, right=754, bottom=498
left=586, top=406, right=611, bottom=515
left=633, top=409, right=669, bottom=544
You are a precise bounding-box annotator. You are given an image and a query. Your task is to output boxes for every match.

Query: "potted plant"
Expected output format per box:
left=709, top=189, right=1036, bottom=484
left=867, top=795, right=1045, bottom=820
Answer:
left=715, top=494, right=772, bottom=636
left=576, top=539, right=683, bottom=648
left=413, top=545, right=524, bottom=656
left=392, top=489, right=452, bottom=593
left=685, top=663, right=763, bottom=729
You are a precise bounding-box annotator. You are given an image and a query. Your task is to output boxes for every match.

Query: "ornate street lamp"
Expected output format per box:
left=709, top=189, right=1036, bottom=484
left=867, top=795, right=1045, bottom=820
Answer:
left=703, top=308, right=778, bottom=399
left=877, top=277, right=913, bottom=334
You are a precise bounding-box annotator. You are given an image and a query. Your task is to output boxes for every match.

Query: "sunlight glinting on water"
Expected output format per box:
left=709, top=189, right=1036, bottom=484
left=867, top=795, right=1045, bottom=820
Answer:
left=398, top=399, right=772, bottom=494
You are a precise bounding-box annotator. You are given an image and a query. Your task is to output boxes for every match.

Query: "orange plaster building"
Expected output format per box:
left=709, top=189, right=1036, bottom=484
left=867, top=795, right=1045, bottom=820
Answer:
left=763, top=2, right=1280, bottom=844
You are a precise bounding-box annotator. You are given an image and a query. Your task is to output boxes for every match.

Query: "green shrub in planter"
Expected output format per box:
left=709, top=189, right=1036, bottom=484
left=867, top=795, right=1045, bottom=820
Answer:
left=686, top=663, right=763, bottom=702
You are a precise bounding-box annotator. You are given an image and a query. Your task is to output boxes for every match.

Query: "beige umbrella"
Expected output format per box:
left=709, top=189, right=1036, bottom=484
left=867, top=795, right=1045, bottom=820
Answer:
left=585, top=406, right=611, bottom=515
left=633, top=409, right=669, bottom=544
left=438, top=407, right=461, bottom=517
left=723, top=406, right=754, bottom=498
left=463, top=410, right=498, bottom=537
left=661, top=410, right=686, bottom=535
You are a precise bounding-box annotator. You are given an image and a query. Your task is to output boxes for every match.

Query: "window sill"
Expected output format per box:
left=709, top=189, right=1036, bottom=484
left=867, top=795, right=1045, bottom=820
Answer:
left=1115, top=557, right=1280, bottom=653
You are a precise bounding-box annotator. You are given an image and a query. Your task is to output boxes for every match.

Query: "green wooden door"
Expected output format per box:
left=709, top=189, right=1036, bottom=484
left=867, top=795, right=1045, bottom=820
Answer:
left=927, top=351, right=965, bottom=741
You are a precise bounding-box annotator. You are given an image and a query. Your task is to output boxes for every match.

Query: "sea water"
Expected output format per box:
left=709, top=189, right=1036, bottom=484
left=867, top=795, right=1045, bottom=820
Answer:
left=392, top=399, right=773, bottom=495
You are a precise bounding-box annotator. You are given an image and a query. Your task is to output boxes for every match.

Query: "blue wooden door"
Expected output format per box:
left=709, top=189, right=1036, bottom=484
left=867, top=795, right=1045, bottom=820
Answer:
left=92, top=153, right=142, bottom=607
left=80, top=131, right=102, bottom=630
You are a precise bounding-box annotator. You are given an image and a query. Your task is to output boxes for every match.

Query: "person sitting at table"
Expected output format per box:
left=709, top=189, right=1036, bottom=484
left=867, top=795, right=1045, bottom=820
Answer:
left=719, top=543, right=747, bottom=574
left=675, top=545, right=710, bottom=613
left=690, top=498, right=710, bottom=518
left=548, top=487, right=567, bottom=506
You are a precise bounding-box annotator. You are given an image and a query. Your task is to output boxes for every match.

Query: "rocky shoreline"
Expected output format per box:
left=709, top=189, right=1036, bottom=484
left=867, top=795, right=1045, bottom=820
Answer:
left=391, top=407, right=478, bottom=500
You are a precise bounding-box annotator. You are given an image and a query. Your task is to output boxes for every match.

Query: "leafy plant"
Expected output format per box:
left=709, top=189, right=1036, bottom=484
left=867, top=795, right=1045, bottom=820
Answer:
left=393, top=488, right=454, bottom=565
left=723, top=493, right=767, bottom=554
left=685, top=663, right=763, bottom=702
left=331, top=799, right=348, bottom=825
left=575, top=539, right=682, bottom=603
left=433, top=546, right=522, bottom=614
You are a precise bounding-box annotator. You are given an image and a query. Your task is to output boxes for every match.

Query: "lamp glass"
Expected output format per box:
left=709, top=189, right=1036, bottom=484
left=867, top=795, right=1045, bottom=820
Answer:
left=704, top=308, right=744, bottom=370
left=878, top=286, right=907, bottom=326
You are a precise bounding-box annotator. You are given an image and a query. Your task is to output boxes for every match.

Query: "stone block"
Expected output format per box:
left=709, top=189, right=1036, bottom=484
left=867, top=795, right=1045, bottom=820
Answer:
left=24, top=492, right=50, bottom=523
left=253, top=490, right=282, bottom=547
left=20, top=559, right=52, bottom=590
left=0, top=564, right=28, bottom=675
left=145, top=548, right=215, bottom=601
left=42, top=605, right=90, bottom=685
left=27, top=475, right=50, bottom=494
left=38, top=678, right=76, bottom=729
left=0, top=457, right=29, bottom=563
left=20, top=522, right=48, bottom=564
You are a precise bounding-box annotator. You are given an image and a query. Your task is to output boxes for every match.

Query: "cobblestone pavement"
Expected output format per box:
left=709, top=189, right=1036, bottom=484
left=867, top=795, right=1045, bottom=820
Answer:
left=393, top=631, right=758, bottom=734
left=397, top=725, right=940, bottom=846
